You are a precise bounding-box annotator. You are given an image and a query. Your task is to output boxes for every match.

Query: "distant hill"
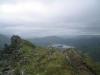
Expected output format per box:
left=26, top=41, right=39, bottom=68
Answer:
left=0, top=35, right=100, bottom=75
left=28, top=36, right=65, bottom=46
left=66, top=35, right=100, bottom=62
left=66, top=37, right=100, bottom=47
left=0, top=34, right=11, bottom=49
left=27, top=35, right=100, bottom=62
left=73, top=35, right=100, bottom=39
left=28, top=35, right=100, bottom=47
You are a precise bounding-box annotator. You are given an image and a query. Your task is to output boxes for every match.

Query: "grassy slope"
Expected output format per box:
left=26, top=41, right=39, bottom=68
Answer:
left=13, top=40, right=100, bottom=75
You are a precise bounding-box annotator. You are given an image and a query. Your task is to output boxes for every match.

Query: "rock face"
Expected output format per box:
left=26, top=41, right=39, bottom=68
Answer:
left=11, top=35, right=21, bottom=43
left=0, top=35, right=100, bottom=75
left=10, top=35, right=22, bottom=49
left=2, top=35, right=22, bottom=54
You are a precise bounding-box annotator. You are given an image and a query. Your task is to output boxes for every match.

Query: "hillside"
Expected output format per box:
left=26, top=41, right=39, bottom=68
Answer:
left=28, top=36, right=65, bottom=46
left=0, top=35, right=100, bottom=75
left=27, top=35, right=100, bottom=47
left=0, top=34, right=11, bottom=49
left=27, top=35, right=100, bottom=63
left=73, top=35, right=100, bottom=39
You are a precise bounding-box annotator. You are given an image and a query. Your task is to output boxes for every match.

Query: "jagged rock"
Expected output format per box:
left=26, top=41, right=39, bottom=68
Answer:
left=10, top=35, right=22, bottom=50
left=11, top=35, right=21, bottom=44
left=2, top=35, right=21, bottom=54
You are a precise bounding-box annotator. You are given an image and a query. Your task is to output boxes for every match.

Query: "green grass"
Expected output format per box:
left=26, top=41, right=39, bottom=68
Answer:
left=83, top=54, right=100, bottom=75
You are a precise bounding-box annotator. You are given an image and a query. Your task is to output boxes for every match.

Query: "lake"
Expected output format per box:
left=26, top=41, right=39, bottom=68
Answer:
left=48, top=44, right=75, bottom=49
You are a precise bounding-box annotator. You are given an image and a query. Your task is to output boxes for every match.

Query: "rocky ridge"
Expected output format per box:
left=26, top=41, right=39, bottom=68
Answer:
left=0, top=35, right=100, bottom=75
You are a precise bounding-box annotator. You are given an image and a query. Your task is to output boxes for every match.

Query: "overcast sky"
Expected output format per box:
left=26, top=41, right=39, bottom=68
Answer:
left=0, top=0, right=100, bottom=38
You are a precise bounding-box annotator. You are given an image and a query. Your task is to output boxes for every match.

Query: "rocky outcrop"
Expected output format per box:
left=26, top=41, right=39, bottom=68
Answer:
left=2, top=35, right=21, bottom=54
left=0, top=35, right=36, bottom=75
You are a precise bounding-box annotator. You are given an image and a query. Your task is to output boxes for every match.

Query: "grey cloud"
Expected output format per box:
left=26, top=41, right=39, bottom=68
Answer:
left=0, top=0, right=100, bottom=38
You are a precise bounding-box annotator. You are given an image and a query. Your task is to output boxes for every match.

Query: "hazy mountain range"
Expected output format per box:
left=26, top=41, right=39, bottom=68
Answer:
left=1, top=34, right=100, bottom=48
left=0, top=34, right=100, bottom=62
left=27, top=35, right=100, bottom=47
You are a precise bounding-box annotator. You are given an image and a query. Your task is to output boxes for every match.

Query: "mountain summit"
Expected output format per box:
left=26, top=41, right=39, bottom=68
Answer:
left=0, top=35, right=100, bottom=75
